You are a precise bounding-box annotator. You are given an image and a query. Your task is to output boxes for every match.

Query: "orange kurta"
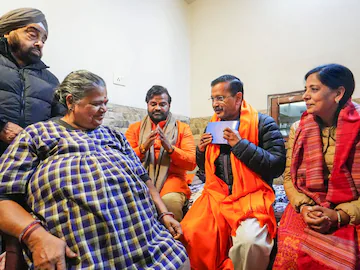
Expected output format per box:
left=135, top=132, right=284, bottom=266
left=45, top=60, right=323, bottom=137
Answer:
left=181, top=101, right=276, bottom=269
left=125, top=120, right=196, bottom=198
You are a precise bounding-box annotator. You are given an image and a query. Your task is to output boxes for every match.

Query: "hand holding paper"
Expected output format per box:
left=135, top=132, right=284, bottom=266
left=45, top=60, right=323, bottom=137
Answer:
left=198, top=132, right=212, bottom=152
left=223, top=127, right=241, bottom=147
left=205, top=121, right=240, bottom=145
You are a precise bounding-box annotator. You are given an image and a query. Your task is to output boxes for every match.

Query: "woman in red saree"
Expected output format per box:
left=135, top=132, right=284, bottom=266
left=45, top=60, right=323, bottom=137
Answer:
left=274, top=64, right=360, bottom=270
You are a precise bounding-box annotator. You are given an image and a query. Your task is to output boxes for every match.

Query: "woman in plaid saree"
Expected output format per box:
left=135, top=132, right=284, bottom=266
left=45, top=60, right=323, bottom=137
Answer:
left=0, top=70, right=189, bottom=269
left=274, top=64, right=360, bottom=269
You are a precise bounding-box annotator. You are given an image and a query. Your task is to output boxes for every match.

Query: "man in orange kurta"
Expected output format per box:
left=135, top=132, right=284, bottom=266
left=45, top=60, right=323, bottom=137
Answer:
left=125, top=85, right=196, bottom=221
left=181, top=75, right=286, bottom=270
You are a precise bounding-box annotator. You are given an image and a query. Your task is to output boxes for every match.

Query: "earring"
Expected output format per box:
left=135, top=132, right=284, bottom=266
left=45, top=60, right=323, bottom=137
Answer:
left=335, top=100, right=339, bottom=104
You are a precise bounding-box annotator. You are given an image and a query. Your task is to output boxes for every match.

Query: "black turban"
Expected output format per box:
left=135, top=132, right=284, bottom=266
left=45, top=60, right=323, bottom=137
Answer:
left=0, top=8, right=48, bottom=36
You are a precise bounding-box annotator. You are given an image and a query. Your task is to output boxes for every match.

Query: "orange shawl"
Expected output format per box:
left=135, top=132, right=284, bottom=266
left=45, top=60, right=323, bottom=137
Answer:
left=181, top=100, right=276, bottom=270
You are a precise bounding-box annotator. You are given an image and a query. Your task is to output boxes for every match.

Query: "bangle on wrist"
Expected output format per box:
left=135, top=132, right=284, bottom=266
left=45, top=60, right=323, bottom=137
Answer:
left=22, top=223, right=42, bottom=244
left=336, top=210, right=342, bottom=229
left=18, top=220, right=42, bottom=243
left=139, top=144, right=146, bottom=154
left=158, top=211, right=175, bottom=221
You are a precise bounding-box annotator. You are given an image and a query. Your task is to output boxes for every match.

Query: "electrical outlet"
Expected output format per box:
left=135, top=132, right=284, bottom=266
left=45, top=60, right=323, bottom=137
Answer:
left=113, top=74, right=126, bottom=86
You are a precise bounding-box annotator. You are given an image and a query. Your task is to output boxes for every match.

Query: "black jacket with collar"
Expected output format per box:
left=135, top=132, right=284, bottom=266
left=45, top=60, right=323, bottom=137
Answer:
left=196, top=113, right=286, bottom=193
left=0, top=37, right=65, bottom=154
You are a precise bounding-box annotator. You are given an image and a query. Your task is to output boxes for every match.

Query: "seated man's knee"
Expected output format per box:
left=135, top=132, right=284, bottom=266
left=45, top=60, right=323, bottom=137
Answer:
left=230, top=229, right=273, bottom=270
left=234, top=234, right=272, bottom=255
left=237, top=234, right=257, bottom=248
left=232, top=219, right=273, bottom=255
left=161, top=192, right=186, bottom=221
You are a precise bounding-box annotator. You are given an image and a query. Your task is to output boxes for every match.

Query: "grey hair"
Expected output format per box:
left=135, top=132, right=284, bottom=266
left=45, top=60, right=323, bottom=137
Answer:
left=55, top=70, right=106, bottom=109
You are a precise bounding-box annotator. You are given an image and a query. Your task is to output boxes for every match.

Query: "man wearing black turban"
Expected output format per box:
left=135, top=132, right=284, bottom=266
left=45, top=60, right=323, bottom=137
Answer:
left=0, top=8, right=65, bottom=269
left=0, top=8, right=48, bottom=37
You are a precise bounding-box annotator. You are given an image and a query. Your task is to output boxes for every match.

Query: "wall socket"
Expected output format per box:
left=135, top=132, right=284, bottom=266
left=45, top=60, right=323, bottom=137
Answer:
left=113, top=74, right=126, bottom=86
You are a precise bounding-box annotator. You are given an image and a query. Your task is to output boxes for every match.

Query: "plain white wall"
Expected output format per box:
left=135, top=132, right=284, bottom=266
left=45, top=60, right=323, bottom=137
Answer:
left=3, top=1, right=360, bottom=118
left=1, top=0, right=192, bottom=116
left=189, top=0, right=360, bottom=117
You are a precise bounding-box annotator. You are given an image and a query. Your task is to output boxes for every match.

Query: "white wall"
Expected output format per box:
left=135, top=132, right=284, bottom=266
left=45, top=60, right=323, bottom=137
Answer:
left=189, top=0, right=360, bottom=117
left=2, top=0, right=192, bottom=116
left=4, top=0, right=360, bottom=118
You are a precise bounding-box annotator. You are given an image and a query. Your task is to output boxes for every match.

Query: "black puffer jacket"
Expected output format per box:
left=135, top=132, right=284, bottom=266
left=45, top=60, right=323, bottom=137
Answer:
left=197, top=113, right=286, bottom=193
left=0, top=37, right=65, bottom=154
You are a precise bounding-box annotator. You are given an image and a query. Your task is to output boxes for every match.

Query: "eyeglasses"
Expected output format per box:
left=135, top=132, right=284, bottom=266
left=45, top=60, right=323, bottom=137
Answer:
left=24, top=26, right=47, bottom=44
left=208, top=95, right=233, bottom=102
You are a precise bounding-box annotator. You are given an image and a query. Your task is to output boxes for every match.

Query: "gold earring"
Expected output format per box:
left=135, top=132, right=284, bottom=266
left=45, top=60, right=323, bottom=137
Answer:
left=335, top=100, right=339, bottom=104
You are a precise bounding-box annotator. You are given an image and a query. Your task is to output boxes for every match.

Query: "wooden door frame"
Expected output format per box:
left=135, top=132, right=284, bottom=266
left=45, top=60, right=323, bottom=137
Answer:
left=267, top=90, right=305, bottom=141
left=267, top=90, right=305, bottom=125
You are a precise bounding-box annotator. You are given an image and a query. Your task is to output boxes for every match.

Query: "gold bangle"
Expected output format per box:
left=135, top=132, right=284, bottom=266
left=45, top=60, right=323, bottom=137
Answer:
left=336, top=211, right=342, bottom=229
left=158, top=211, right=175, bottom=221
left=139, top=144, right=146, bottom=154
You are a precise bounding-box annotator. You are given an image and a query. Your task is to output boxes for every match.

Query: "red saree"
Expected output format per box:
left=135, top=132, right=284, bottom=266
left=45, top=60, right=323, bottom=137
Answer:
left=274, top=101, right=360, bottom=270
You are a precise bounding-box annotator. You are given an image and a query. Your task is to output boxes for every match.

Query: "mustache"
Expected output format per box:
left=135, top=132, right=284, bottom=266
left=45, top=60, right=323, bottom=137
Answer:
left=30, top=47, right=41, bottom=54
left=151, top=111, right=164, bottom=115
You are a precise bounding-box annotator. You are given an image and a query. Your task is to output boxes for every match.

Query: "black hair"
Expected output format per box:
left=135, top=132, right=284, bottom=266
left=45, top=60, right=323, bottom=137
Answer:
left=211, top=74, right=244, bottom=96
left=145, top=85, right=172, bottom=104
left=305, top=64, right=355, bottom=108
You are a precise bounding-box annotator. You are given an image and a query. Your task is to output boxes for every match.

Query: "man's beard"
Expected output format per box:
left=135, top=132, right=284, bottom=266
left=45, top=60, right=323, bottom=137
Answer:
left=8, top=34, right=42, bottom=65
left=149, top=111, right=168, bottom=124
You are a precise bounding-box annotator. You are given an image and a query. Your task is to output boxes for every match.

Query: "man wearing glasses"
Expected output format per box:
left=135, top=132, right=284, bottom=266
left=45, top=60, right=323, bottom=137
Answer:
left=0, top=8, right=65, bottom=268
left=0, top=8, right=64, bottom=155
left=181, top=75, right=286, bottom=269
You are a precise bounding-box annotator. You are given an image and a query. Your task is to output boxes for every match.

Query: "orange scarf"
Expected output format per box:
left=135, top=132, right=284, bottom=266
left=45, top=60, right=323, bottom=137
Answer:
left=181, top=100, right=276, bottom=270
left=205, top=100, right=276, bottom=237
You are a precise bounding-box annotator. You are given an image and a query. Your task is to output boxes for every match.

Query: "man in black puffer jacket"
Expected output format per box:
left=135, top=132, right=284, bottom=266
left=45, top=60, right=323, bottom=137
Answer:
left=181, top=75, right=286, bottom=270
left=0, top=8, right=65, bottom=155
left=0, top=8, right=65, bottom=268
